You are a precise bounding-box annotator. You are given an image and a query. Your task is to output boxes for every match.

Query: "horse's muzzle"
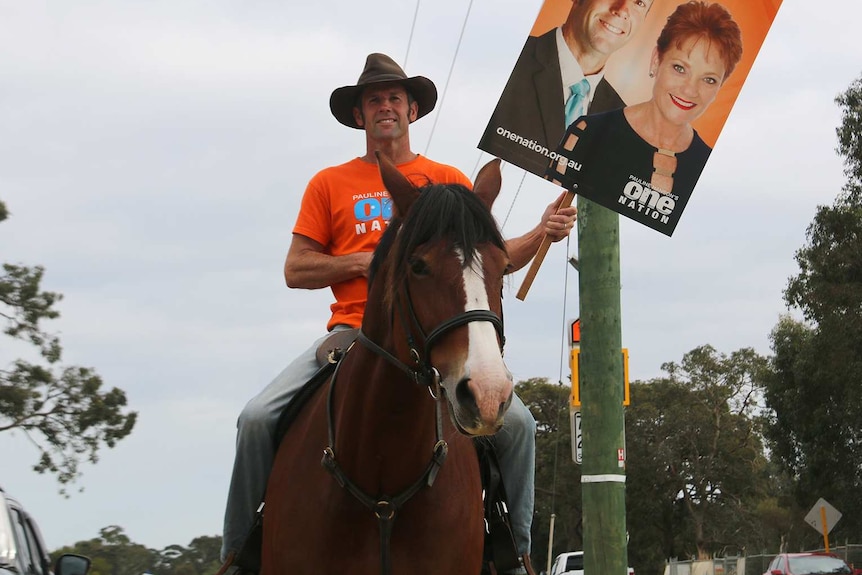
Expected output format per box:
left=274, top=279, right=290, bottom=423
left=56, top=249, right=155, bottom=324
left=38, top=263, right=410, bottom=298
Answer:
left=449, top=376, right=513, bottom=436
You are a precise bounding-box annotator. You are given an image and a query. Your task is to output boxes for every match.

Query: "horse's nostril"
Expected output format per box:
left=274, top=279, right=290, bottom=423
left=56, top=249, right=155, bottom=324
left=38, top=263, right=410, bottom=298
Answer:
left=455, top=377, right=476, bottom=410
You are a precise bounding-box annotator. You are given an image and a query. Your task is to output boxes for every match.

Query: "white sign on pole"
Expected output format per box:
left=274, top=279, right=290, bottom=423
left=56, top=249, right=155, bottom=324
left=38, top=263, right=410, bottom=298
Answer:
left=804, top=498, right=842, bottom=534
left=570, top=410, right=582, bottom=464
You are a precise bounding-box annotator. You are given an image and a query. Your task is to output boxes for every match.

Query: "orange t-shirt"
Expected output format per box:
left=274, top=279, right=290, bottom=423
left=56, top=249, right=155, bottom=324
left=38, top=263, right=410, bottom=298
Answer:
left=292, top=155, right=472, bottom=330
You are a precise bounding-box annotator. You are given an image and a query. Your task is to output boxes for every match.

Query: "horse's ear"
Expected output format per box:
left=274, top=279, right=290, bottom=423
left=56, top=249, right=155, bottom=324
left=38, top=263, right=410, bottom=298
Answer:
left=376, top=151, right=420, bottom=216
left=472, top=159, right=502, bottom=210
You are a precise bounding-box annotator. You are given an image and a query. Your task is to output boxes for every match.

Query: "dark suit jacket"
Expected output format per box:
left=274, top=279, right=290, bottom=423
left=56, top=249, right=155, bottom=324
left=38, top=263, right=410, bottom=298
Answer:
left=478, top=29, right=625, bottom=176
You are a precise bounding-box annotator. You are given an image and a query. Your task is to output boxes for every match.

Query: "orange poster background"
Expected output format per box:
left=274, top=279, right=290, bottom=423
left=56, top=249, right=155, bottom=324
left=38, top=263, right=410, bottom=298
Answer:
left=529, top=0, right=783, bottom=148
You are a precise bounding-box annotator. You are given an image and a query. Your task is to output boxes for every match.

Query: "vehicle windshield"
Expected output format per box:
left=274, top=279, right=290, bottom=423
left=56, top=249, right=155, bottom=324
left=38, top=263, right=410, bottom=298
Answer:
left=0, top=496, right=17, bottom=567
left=565, top=555, right=585, bottom=571
left=788, top=555, right=852, bottom=574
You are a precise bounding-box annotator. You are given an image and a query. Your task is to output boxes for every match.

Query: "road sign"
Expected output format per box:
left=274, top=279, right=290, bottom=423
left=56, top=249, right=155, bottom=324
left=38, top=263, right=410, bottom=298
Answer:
left=805, top=498, right=841, bottom=534
left=570, top=318, right=580, bottom=346
left=570, top=410, right=582, bottom=464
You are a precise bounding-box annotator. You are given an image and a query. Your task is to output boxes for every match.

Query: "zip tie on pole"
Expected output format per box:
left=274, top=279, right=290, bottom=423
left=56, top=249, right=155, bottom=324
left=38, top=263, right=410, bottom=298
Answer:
left=581, top=474, right=627, bottom=483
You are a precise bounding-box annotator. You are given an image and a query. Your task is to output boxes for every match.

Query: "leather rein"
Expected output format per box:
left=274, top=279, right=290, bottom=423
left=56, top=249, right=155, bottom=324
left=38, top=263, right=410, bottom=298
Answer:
left=320, top=281, right=504, bottom=575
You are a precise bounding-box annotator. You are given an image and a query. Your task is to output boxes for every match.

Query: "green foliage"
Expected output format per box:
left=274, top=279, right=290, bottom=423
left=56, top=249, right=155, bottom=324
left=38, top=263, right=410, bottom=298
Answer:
left=516, top=378, right=583, bottom=569
left=52, top=527, right=222, bottom=575
left=784, top=203, right=862, bottom=326
left=625, top=346, right=773, bottom=568
left=764, top=314, right=862, bottom=541
left=1, top=264, right=62, bottom=360
left=835, top=74, right=862, bottom=202
left=763, top=72, right=862, bottom=543
left=518, top=347, right=779, bottom=575
left=1, top=199, right=137, bottom=491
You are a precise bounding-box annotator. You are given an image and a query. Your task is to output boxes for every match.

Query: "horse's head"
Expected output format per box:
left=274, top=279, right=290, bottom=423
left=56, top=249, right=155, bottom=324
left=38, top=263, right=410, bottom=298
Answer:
left=367, top=152, right=514, bottom=436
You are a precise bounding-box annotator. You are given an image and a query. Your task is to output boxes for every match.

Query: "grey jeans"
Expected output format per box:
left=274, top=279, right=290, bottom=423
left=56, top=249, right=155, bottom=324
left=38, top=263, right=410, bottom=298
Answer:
left=220, top=326, right=536, bottom=560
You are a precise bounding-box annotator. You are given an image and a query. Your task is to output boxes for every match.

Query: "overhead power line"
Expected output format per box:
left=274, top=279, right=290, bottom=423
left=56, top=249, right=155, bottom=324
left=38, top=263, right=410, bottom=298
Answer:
left=423, top=0, right=475, bottom=156
left=403, top=0, right=422, bottom=68
left=401, top=0, right=525, bottom=241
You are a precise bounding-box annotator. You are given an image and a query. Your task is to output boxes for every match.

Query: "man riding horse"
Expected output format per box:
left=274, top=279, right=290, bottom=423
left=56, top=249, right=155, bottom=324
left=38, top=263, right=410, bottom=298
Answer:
left=217, top=52, right=577, bottom=575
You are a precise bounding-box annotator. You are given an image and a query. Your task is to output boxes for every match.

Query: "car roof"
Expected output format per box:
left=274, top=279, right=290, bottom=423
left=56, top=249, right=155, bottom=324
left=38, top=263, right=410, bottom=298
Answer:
left=782, top=552, right=839, bottom=557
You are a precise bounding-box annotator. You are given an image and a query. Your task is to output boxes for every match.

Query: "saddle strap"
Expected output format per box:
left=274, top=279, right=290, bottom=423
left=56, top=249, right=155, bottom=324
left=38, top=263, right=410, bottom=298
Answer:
left=322, top=377, right=449, bottom=575
left=478, top=442, right=521, bottom=574
left=322, top=440, right=448, bottom=575
left=323, top=328, right=450, bottom=575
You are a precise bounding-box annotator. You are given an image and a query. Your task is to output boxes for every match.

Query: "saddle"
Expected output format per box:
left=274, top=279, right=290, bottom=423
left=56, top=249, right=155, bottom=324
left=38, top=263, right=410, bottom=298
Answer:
left=232, top=329, right=524, bottom=575
left=273, top=328, right=359, bottom=446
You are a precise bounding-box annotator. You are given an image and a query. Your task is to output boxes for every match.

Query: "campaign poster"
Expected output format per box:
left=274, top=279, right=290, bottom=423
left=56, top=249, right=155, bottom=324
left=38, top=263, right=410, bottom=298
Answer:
left=478, top=0, right=783, bottom=236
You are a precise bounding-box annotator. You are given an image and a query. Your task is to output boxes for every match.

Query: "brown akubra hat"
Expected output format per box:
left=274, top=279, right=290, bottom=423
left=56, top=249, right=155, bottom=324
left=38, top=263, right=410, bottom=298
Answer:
left=329, top=53, right=437, bottom=129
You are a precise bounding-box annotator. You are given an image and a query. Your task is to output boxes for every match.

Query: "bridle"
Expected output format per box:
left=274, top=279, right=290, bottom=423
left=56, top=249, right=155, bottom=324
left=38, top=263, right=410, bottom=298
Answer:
left=365, top=278, right=505, bottom=389
left=321, top=270, right=505, bottom=575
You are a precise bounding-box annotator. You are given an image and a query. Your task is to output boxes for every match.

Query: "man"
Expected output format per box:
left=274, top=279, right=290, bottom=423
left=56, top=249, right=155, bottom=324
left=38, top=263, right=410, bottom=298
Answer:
left=479, top=0, right=654, bottom=176
left=218, top=53, right=577, bottom=575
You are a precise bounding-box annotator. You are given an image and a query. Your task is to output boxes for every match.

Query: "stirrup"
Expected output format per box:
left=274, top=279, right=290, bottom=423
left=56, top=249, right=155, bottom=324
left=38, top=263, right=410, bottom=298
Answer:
left=214, top=551, right=258, bottom=575
left=481, top=554, right=536, bottom=575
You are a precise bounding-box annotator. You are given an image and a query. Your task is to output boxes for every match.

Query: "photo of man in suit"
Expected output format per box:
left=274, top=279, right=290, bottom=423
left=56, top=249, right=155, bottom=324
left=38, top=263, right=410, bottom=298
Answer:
left=479, top=0, right=654, bottom=176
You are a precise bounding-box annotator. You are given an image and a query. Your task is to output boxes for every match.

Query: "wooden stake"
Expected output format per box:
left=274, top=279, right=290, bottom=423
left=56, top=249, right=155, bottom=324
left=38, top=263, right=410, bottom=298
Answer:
left=516, top=190, right=576, bottom=300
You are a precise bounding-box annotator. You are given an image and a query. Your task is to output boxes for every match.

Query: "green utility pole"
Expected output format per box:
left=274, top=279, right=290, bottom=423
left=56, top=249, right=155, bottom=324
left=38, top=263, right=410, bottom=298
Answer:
left=577, top=196, right=627, bottom=575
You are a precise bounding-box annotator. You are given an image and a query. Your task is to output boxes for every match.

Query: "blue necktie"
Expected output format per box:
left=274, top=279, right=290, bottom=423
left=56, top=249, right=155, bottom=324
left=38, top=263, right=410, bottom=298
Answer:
left=564, top=78, right=591, bottom=126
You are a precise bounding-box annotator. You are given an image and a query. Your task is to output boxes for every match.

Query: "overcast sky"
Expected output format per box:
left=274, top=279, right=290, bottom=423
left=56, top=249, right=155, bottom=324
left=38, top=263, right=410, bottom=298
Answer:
left=1, top=0, right=860, bottom=555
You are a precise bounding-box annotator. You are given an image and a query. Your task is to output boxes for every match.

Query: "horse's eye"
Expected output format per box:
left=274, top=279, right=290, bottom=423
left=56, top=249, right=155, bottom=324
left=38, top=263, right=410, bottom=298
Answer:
left=409, top=257, right=430, bottom=276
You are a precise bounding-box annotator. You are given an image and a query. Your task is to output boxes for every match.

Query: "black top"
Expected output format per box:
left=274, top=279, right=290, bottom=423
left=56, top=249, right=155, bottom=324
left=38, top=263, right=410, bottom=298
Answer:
left=478, top=30, right=626, bottom=176
left=544, top=108, right=712, bottom=236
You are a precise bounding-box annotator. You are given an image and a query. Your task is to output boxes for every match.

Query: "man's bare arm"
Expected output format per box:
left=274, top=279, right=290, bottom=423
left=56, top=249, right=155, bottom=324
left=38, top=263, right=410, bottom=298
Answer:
left=505, top=191, right=578, bottom=273
left=283, top=234, right=373, bottom=289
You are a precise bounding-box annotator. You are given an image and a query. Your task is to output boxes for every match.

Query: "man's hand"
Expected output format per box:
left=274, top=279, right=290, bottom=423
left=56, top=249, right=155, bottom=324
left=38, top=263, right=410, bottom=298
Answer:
left=542, top=192, right=578, bottom=242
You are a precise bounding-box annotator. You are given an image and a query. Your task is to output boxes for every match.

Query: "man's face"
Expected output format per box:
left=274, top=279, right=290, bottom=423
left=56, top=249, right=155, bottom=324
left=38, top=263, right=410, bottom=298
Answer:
left=568, top=0, right=652, bottom=58
left=353, top=83, right=417, bottom=141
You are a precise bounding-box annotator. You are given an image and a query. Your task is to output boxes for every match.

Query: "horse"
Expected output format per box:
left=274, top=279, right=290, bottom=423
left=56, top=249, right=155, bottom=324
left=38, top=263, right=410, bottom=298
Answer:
left=261, top=152, right=514, bottom=575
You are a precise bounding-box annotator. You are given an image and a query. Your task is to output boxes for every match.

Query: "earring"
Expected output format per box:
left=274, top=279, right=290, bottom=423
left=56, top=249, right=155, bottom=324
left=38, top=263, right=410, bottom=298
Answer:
left=649, top=70, right=655, bottom=78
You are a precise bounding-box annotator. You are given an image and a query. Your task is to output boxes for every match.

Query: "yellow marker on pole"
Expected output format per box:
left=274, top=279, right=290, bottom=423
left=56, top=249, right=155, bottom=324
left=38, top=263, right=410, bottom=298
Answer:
left=821, top=506, right=830, bottom=553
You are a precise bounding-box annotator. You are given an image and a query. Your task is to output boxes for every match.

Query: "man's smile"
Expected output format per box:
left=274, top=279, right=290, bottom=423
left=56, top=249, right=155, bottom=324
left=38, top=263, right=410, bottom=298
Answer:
left=599, top=18, right=625, bottom=36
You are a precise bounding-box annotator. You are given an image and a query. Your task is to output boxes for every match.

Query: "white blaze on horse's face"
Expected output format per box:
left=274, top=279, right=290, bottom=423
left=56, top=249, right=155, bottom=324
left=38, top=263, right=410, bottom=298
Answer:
left=446, top=248, right=513, bottom=436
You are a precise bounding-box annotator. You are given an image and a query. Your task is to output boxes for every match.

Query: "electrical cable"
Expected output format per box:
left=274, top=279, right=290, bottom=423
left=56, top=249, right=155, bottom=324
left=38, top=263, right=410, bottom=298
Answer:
left=403, top=0, right=525, bottom=241
left=403, top=0, right=422, bottom=68
left=423, top=0, right=475, bottom=156
left=500, top=169, right=528, bottom=230
left=400, top=4, right=580, bottom=563
left=469, top=149, right=485, bottom=181
left=549, top=232, right=574, bottom=538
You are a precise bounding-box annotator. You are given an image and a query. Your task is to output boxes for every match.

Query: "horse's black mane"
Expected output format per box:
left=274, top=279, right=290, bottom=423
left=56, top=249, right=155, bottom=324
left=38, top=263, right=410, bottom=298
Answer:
left=368, top=182, right=506, bottom=288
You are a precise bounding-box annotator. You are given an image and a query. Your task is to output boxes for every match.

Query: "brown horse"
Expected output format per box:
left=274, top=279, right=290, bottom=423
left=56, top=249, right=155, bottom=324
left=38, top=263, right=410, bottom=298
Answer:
left=261, top=153, right=514, bottom=575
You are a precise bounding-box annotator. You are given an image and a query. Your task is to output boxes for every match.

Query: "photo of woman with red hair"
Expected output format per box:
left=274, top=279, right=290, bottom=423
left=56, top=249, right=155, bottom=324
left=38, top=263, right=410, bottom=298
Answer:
left=546, top=1, right=744, bottom=236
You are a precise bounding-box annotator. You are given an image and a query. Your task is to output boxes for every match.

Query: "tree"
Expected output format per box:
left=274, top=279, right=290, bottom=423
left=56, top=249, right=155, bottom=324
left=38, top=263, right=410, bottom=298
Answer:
left=1, top=199, right=137, bottom=490
left=625, top=346, right=773, bottom=567
left=53, top=526, right=156, bottom=575
left=835, top=74, right=862, bottom=203
left=53, top=529, right=223, bottom=575
left=153, top=536, right=223, bottom=575
left=515, top=378, right=583, bottom=571
left=762, top=73, right=862, bottom=542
